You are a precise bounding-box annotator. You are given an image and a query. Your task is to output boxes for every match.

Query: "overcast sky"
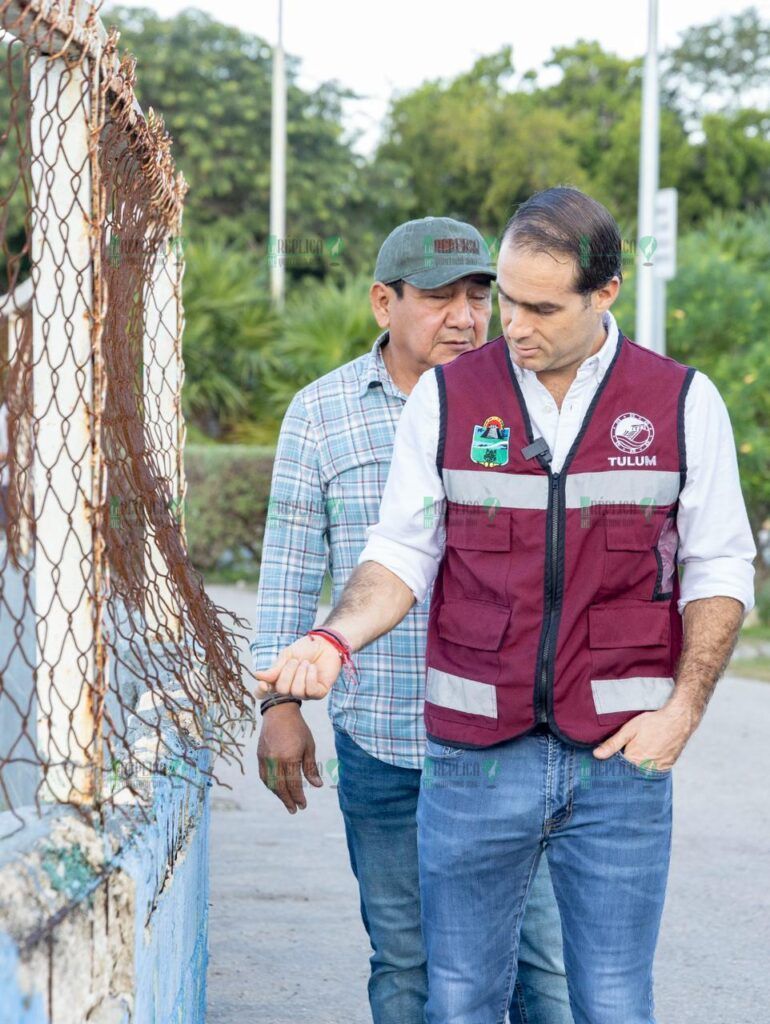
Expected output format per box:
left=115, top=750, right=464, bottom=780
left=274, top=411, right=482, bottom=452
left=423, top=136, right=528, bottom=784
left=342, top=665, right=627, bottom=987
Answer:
left=108, top=0, right=770, bottom=151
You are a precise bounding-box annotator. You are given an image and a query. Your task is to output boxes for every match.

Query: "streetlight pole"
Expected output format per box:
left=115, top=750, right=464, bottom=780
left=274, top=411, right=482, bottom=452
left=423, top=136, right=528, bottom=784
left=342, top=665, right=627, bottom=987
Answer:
left=636, top=0, right=660, bottom=351
left=269, top=0, right=286, bottom=308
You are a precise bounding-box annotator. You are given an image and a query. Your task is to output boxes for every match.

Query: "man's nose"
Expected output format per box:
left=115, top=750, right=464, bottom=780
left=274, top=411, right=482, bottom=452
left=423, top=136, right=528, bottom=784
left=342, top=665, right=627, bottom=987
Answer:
left=444, top=292, right=474, bottom=329
left=505, top=304, right=535, bottom=340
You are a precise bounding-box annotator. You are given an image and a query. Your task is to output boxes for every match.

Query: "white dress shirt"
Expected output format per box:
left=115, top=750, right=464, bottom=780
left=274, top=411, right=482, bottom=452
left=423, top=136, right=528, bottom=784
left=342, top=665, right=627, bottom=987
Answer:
left=358, top=311, right=756, bottom=616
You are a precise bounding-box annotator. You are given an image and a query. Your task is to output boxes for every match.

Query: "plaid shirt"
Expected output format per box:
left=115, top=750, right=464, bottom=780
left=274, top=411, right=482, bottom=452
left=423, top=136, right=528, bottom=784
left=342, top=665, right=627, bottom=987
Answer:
left=250, top=332, right=429, bottom=769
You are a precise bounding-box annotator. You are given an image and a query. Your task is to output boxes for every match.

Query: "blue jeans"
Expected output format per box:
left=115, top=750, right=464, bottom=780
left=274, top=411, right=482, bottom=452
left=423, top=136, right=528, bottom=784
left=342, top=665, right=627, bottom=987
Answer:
left=417, top=730, right=673, bottom=1024
left=334, top=726, right=573, bottom=1024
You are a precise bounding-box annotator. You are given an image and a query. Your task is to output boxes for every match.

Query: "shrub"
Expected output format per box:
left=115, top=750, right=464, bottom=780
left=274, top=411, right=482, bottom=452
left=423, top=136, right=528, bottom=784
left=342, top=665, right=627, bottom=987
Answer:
left=183, top=444, right=275, bottom=582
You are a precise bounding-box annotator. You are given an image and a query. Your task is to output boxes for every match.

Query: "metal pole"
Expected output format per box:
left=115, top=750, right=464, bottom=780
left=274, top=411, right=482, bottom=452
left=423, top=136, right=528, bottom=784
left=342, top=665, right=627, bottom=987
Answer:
left=269, top=0, right=286, bottom=309
left=655, top=278, right=666, bottom=356
left=636, top=0, right=660, bottom=351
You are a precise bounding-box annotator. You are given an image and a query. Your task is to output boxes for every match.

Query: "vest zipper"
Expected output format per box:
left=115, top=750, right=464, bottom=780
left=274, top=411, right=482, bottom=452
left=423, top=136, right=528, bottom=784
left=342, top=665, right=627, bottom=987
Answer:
left=537, top=470, right=561, bottom=723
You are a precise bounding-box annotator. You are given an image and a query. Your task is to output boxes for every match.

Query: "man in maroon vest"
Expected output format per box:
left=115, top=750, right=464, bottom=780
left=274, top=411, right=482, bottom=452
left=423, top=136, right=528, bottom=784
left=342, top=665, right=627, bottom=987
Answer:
left=256, top=187, right=755, bottom=1023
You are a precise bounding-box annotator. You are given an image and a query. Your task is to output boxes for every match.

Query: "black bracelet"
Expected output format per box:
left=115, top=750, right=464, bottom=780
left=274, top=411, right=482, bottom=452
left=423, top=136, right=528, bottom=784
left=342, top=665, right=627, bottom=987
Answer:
left=260, top=694, right=302, bottom=716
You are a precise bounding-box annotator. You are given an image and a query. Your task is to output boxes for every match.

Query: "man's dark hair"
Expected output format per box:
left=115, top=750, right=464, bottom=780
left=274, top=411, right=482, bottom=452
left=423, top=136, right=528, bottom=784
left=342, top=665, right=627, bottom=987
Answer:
left=501, top=187, right=623, bottom=295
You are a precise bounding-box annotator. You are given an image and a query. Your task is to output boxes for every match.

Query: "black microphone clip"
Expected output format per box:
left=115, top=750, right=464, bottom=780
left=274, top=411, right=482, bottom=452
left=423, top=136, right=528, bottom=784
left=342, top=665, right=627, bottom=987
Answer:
left=520, top=437, right=552, bottom=464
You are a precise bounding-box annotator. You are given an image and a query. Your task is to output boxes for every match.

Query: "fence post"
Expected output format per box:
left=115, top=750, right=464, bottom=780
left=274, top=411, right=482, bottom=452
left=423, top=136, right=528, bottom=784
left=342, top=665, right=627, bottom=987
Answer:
left=142, top=232, right=183, bottom=642
left=29, top=53, right=97, bottom=805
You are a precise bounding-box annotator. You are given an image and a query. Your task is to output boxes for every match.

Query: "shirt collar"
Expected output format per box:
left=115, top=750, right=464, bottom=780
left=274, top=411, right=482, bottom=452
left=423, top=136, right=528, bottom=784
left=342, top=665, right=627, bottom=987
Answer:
left=508, top=310, right=620, bottom=384
left=359, top=331, right=407, bottom=400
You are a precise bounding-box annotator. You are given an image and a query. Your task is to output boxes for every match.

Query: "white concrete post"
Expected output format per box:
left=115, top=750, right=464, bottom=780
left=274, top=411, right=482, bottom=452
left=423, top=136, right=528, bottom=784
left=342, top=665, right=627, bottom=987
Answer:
left=29, top=54, right=97, bottom=804
left=142, top=234, right=182, bottom=641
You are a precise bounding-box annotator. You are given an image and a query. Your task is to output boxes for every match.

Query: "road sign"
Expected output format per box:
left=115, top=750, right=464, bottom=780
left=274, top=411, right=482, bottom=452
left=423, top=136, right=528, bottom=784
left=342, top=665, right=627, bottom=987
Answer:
left=653, top=188, right=677, bottom=280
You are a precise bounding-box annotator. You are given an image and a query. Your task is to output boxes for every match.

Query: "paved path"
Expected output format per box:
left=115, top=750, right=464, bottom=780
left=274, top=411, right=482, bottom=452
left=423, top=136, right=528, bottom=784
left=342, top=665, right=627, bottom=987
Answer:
left=205, top=584, right=770, bottom=1023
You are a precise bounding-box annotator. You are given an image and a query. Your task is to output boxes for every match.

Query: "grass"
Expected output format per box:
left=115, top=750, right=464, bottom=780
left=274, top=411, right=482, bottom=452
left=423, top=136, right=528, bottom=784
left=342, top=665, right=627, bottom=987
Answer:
left=202, top=566, right=260, bottom=586
left=728, top=657, right=770, bottom=682
left=740, top=623, right=770, bottom=642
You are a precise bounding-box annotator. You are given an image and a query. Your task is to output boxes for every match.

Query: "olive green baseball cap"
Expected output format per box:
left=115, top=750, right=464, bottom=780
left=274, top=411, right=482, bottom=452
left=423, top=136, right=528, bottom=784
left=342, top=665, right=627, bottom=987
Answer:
left=374, top=216, right=496, bottom=289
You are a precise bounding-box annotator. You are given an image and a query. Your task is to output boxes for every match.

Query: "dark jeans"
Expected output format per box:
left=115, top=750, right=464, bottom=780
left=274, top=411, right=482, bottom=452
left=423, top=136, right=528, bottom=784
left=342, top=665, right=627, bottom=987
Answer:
left=334, top=726, right=573, bottom=1024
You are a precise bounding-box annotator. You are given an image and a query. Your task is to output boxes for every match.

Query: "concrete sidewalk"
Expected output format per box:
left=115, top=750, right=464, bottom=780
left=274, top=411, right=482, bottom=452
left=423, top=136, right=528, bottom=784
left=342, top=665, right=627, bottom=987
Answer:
left=205, top=583, right=770, bottom=1023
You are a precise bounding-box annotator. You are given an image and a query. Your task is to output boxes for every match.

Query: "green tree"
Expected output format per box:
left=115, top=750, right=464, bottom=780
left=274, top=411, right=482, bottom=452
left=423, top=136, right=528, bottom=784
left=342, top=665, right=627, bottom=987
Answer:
left=682, top=109, right=770, bottom=224
left=0, top=41, right=32, bottom=288
left=536, top=42, right=694, bottom=229
left=377, top=48, right=514, bottom=226
left=180, top=236, right=278, bottom=441
left=714, top=340, right=770, bottom=592
left=663, top=6, right=770, bottom=117
left=261, top=275, right=374, bottom=414
left=104, top=5, right=361, bottom=258
left=540, top=41, right=642, bottom=177
left=482, top=98, right=593, bottom=226
left=649, top=211, right=770, bottom=589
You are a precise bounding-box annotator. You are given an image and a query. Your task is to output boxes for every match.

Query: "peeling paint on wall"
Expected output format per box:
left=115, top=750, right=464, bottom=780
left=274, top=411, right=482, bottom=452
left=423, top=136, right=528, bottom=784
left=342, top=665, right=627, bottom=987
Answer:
left=0, top=746, right=211, bottom=1024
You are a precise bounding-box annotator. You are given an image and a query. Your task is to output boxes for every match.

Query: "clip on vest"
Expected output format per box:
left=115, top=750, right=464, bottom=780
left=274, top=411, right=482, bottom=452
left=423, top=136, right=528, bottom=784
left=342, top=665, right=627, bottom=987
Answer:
left=521, top=437, right=552, bottom=463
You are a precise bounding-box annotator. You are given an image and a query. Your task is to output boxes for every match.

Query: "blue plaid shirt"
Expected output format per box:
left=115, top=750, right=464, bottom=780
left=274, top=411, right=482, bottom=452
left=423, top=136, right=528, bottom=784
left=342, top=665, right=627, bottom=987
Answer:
left=250, top=332, right=429, bottom=769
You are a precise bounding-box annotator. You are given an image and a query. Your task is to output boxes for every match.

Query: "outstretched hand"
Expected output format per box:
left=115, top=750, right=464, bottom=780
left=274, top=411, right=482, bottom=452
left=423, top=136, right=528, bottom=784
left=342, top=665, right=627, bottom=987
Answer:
left=254, top=634, right=343, bottom=700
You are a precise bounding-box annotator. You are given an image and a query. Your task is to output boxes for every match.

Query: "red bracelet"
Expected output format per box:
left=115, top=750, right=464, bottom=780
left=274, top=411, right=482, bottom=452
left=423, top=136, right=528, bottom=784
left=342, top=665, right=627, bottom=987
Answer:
left=307, top=627, right=358, bottom=685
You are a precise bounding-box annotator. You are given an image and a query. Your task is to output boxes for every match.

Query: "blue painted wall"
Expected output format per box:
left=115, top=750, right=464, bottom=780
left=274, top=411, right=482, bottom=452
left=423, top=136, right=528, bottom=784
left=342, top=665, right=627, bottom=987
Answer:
left=126, top=747, right=212, bottom=1024
left=0, top=744, right=211, bottom=1024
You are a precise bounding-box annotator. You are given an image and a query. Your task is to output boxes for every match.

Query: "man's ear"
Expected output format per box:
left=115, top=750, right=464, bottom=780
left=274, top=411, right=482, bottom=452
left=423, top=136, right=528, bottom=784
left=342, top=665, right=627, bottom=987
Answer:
left=370, top=282, right=392, bottom=329
left=593, top=275, right=621, bottom=314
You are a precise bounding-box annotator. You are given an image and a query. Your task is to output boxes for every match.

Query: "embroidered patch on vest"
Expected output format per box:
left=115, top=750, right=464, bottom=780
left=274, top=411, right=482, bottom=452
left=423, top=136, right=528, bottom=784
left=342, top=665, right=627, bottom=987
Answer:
left=471, top=416, right=510, bottom=467
left=611, top=412, right=654, bottom=454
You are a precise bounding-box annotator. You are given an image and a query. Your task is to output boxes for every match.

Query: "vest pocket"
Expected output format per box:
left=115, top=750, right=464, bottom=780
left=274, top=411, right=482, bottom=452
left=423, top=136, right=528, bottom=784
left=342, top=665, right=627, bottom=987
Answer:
left=437, top=598, right=510, bottom=651
left=588, top=601, right=669, bottom=648
left=601, top=511, right=667, bottom=598
left=445, top=507, right=512, bottom=551
left=443, top=509, right=514, bottom=604
left=432, top=597, right=510, bottom=702
left=588, top=601, right=674, bottom=715
left=604, top=514, right=660, bottom=550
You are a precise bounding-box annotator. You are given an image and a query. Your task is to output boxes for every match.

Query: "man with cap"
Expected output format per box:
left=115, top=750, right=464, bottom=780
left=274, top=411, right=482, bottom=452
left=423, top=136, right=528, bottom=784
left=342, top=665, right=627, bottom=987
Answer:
left=256, top=189, right=755, bottom=1023
left=252, top=217, right=574, bottom=1024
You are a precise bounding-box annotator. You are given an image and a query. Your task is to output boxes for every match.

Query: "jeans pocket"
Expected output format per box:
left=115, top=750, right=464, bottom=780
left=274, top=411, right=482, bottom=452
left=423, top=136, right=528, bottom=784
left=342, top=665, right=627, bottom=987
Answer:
left=425, top=735, right=465, bottom=759
left=615, top=750, right=672, bottom=778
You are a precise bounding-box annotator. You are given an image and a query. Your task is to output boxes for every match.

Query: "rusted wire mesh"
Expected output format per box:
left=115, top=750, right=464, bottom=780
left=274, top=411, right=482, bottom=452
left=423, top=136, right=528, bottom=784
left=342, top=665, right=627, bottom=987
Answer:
left=0, top=0, right=256, bottom=836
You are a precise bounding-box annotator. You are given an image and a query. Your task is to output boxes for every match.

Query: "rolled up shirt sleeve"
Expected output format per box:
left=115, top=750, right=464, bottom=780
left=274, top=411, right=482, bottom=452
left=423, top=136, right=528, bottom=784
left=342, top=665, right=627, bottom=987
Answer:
left=677, top=370, right=756, bottom=615
left=358, top=368, right=445, bottom=604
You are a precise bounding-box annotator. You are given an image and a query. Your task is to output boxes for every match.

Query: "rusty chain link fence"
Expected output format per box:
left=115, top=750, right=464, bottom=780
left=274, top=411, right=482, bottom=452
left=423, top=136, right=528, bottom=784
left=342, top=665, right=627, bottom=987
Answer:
left=0, top=0, right=256, bottom=838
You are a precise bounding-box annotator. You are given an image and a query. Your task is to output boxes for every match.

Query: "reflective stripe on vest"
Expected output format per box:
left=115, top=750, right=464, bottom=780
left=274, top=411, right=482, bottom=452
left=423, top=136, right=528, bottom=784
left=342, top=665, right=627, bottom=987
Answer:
left=591, top=676, right=675, bottom=715
left=427, top=667, right=676, bottom=720
left=426, top=667, right=497, bottom=719
left=443, top=467, right=680, bottom=509
left=443, top=469, right=549, bottom=508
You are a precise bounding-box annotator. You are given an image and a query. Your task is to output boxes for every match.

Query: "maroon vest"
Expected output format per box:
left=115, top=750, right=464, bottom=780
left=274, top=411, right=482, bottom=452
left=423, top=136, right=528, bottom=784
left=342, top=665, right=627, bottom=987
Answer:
left=425, top=332, right=695, bottom=748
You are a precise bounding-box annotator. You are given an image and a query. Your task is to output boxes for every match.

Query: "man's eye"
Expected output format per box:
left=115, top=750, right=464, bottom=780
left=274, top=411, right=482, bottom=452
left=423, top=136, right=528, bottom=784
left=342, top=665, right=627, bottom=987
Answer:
left=470, top=293, right=490, bottom=301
